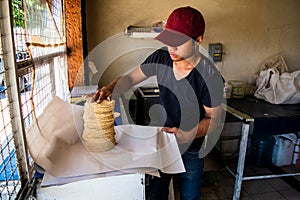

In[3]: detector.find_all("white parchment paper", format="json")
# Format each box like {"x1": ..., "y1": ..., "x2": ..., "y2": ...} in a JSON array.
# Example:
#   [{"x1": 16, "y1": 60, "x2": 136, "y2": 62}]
[{"x1": 26, "y1": 97, "x2": 185, "y2": 186}]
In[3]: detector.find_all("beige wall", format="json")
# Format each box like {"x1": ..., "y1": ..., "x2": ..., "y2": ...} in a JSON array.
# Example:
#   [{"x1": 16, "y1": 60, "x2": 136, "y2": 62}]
[{"x1": 86, "y1": 0, "x2": 300, "y2": 86}]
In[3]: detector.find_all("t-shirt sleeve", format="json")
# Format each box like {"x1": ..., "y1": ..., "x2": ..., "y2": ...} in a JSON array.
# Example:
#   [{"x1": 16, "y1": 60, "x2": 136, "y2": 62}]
[
  {"x1": 195, "y1": 59, "x2": 224, "y2": 108},
  {"x1": 202, "y1": 72, "x2": 224, "y2": 108},
  {"x1": 140, "y1": 48, "x2": 167, "y2": 77}
]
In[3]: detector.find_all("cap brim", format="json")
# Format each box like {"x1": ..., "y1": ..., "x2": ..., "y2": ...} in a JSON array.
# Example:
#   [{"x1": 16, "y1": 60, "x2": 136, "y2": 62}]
[{"x1": 154, "y1": 29, "x2": 190, "y2": 47}]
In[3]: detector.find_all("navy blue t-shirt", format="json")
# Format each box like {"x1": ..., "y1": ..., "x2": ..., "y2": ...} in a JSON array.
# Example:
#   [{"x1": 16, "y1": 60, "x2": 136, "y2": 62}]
[{"x1": 140, "y1": 47, "x2": 224, "y2": 150}]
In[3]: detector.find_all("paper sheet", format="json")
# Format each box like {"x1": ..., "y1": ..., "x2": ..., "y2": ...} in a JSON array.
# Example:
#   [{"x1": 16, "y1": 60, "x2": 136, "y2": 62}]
[{"x1": 26, "y1": 97, "x2": 185, "y2": 185}]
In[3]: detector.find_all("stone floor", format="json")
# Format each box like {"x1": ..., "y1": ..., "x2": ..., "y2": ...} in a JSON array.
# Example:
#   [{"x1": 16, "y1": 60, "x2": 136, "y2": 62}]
[
  {"x1": 172, "y1": 150, "x2": 300, "y2": 200},
  {"x1": 200, "y1": 168, "x2": 300, "y2": 200}
]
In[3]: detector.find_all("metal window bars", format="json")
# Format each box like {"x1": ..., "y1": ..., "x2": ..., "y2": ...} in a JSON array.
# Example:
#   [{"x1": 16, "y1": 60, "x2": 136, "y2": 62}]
[{"x1": 0, "y1": 0, "x2": 68, "y2": 199}]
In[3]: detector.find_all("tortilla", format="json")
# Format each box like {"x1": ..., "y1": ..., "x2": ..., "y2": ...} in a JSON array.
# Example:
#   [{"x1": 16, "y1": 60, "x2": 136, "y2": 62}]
[{"x1": 82, "y1": 100, "x2": 116, "y2": 152}]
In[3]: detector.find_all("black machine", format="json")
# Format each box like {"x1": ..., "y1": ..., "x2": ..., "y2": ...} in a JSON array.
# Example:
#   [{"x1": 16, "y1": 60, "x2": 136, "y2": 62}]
[{"x1": 134, "y1": 86, "x2": 160, "y2": 126}]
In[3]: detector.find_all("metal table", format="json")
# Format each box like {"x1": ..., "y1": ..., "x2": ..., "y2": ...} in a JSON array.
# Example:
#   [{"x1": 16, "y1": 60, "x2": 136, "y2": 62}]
[{"x1": 223, "y1": 96, "x2": 300, "y2": 200}]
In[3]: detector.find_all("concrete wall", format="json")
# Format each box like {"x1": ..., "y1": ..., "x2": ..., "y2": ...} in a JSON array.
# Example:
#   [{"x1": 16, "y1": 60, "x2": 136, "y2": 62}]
[{"x1": 86, "y1": 0, "x2": 300, "y2": 86}]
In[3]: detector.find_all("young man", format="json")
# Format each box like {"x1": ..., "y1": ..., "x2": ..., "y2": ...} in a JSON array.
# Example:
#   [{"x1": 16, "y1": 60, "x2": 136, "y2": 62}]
[{"x1": 92, "y1": 6, "x2": 224, "y2": 200}]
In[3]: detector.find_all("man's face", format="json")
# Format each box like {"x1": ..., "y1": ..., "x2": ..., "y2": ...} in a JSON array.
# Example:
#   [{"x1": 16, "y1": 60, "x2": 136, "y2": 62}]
[{"x1": 167, "y1": 39, "x2": 197, "y2": 61}]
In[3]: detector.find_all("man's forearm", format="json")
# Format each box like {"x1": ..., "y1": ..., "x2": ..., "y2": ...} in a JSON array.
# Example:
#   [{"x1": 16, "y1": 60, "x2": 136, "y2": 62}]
[
  {"x1": 196, "y1": 116, "x2": 220, "y2": 138},
  {"x1": 196, "y1": 104, "x2": 223, "y2": 138},
  {"x1": 103, "y1": 75, "x2": 133, "y2": 96},
  {"x1": 94, "y1": 67, "x2": 147, "y2": 103}
]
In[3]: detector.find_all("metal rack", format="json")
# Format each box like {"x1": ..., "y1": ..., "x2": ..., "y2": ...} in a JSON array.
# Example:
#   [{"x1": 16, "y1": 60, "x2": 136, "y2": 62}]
[{"x1": 223, "y1": 99, "x2": 300, "y2": 200}]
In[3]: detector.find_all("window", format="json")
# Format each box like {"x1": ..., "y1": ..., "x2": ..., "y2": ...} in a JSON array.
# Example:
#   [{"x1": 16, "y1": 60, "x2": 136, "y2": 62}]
[{"x1": 0, "y1": 0, "x2": 68, "y2": 198}]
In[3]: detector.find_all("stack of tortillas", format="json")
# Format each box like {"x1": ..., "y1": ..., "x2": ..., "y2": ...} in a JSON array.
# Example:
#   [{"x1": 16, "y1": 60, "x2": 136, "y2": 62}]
[{"x1": 83, "y1": 99, "x2": 116, "y2": 152}]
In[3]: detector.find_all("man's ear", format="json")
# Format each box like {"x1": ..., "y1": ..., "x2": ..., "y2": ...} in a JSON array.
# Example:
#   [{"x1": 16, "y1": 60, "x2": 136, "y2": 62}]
[{"x1": 196, "y1": 35, "x2": 204, "y2": 45}]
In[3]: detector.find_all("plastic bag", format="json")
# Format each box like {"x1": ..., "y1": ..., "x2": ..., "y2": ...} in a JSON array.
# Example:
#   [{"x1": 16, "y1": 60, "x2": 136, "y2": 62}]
[{"x1": 272, "y1": 133, "x2": 297, "y2": 166}]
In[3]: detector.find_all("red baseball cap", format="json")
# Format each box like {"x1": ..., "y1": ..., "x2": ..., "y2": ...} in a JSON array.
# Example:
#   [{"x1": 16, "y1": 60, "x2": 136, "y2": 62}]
[{"x1": 155, "y1": 6, "x2": 205, "y2": 47}]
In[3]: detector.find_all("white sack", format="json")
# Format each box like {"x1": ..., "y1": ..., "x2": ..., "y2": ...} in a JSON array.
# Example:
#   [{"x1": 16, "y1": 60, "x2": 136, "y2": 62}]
[{"x1": 254, "y1": 68, "x2": 300, "y2": 104}]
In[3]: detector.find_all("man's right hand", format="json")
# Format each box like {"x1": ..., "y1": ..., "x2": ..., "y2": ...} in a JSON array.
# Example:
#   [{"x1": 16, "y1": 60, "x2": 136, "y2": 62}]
[
  {"x1": 91, "y1": 86, "x2": 112, "y2": 103},
  {"x1": 82, "y1": 86, "x2": 112, "y2": 103}
]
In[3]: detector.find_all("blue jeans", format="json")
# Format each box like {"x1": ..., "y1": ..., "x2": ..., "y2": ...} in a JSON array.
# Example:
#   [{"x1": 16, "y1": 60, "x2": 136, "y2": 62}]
[{"x1": 149, "y1": 150, "x2": 204, "y2": 200}]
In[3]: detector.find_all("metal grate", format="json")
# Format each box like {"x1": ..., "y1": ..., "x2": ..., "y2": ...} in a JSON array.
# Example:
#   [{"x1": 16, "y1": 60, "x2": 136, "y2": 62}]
[
  {"x1": 0, "y1": 0, "x2": 22, "y2": 196},
  {"x1": 0, "y1": 79, "x2": 20, "y2": 198},
  {"x1": 0, "y1": 0, "x2": 68, "y2": 199}
]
